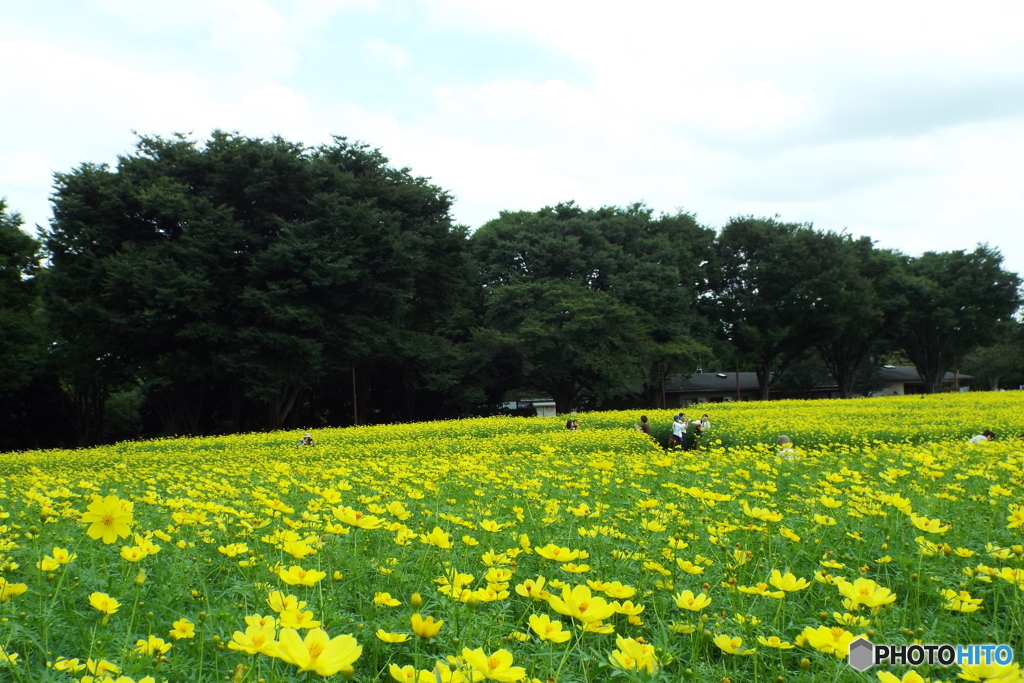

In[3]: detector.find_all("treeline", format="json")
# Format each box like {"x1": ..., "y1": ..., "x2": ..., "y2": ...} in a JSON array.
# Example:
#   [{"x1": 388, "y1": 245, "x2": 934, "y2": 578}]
[{"x1": 1, "y1": 132, "x2": 1022, "y2": 450}]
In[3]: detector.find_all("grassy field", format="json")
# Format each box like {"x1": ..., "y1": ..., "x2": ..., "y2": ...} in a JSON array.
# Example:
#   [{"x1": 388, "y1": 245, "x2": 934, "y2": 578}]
[{"x1": 1, "y1": 392, "x2": 1023, "y2": 682}]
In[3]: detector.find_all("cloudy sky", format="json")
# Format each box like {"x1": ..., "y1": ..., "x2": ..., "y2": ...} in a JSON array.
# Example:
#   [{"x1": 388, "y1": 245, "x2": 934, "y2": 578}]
[{"x1": 3, "y1": 0, "x2": 1024, "y2": 275}]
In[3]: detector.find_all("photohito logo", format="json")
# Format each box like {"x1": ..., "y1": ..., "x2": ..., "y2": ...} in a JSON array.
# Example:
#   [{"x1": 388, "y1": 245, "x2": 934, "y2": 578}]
[{"x1": 848, "y1": 637, "x2": 1015, "y2": 672}]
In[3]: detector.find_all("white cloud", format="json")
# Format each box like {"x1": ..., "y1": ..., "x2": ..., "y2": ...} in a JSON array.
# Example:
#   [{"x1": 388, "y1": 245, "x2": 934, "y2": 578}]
[
  {"x1": 365, "y1": 38, "x2": 410, "y2": 67},
  {"x1": 2, "y1": 0, "x2": 1023, "y2": 277}
]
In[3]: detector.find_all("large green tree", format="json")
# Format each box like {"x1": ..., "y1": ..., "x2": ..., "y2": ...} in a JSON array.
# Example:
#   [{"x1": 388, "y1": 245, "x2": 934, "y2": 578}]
[
  {"x1": 962, "y1": 319, "x2": 1024, "y2": 390},
  {"x1": 891, "y1": 246, "x2": 1021, "y2": 393},
  {"x1": 470, "y1": 203, "x2": 714, "y2": 409},
  {"x1": 477, "y1": 281, "x2": 653, "y2": 413},
  {"x1": 794, "y1": 235, "x2": 903, "y2": 398},
  {"x1": 43, "y1": 132, "x2": 471, "y2": 436},
  {"x1": 0, "y1": 200, "x2": 43, "y2": 390},
  {"x1": 708, "y1": 217, "x2": 822, "y2": 399}
]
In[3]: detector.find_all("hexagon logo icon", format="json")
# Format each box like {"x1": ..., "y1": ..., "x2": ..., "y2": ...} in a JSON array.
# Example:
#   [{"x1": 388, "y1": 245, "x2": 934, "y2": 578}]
[{"x1": 848, "y1": 637, "x2": 875, "y2": 672}]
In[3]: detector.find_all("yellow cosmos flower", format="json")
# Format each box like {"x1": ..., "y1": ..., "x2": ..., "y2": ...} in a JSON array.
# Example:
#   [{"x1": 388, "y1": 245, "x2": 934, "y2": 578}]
[
  {"x1": 535, "y1": 544, "x2": 581, "y2": 562},
  {"x1": 547, "y1": 584, "x2": 617, "y2": 623},
  {"x1": 877, "y1": 670, "x2": 926, "y2": 683},
  {"x1": 676, "y1": 559, "x2": 705, "y2": 574},
  {"x1": 133, "y1": 635, "x2": 172, "y2": 656},
  {"x1": 836, "y1": 578, "x2": 897, "y2": 610},
  {"x1": 267, "y1": 591, "x2": 306, "y2": 613},
  {"x1": 560, "y1": 563, "x2": 590, "y2": 574},
  {"x1": 741, "y1": 501, "x2": 783, "y2": 523},
  {"x1": 0, "y1": 578, "x2": 27, "y2": 602},
  {"x1": 229, "y1": 621, "x2": 277, "y2": 655},
  {"x1": 81, "y1": 495, "x2": 134, "y2": 544},
  {"x1": 814, "y1": 570, "x2": 839, "y2": 585},
  {"x1": 737, "y1": 583, "x2": 785, "y2": 599},
  {"x1": 600, "y1": 581, "x2": 636, "y2": 599},
  {"x1": 612, "y1": 600, "x2": 644, "y2": 616},
  {"x1": 119, "y1": 545, "x2": 148, "y2": 562},
  {"x1": 86, "y1": 658, "x2": 120, "y2": 675},
  {"x1": 910, "y1": 513, "x2": 951, "y2": 534},
  {"x1": 281, "y1": 541, "x2": 315, "y2": 559},
  {"x1": 385, "y1": 501, "x2": 411, "y2": 520},
  {"x1": 278, "y1": 566, "x2": 326, "y2": 586},
  {"x1": 218, "y1": 543, "x2": 248, "y2": 557},
  {"x1": 269, "y1": 627, "x2": 362, "y2": 677},
  {"x1": 245, "y1": 614, "x2": 277, "y2": 630},
  {"x1": 420, "y1": 526, "x2": 453, "y2": 549},
  {"x1": 37, "y1": 556, "x2": 60, "y2": 572},
  {"x1": 89, "y1": 592, "x2": 120, "y2": 615},
  {"x1": 958, "y1": 660, "x2": 1022, "y2": 682},
  {"x1": 769, "y1": 570, "x2": 809, "y2": 593},
  {"x1": 333, "y1": 506, "x2": 382, "y2": 530},
  {"x1": 833, "y1": 612, "x2": 870, "y2": 627},
  {"x1": 800, "y1": 625, "x2": 858, "y2": 658},
  {"x1": 373, "y1": 592, "x2": 401, "y2": 607},
  {"x1": 389, "y1": 663, "x2": 417, "y2": 682},
  {"x1": 278, "y1": 608, "x2": 320, "y2": 629},
  {"x1": 714, "y1": 635, "x2": 755, "y2": 655},
  {"x1": 52, "y1": 656, "x2": 86, "y2": 672},
  {"x1": 410, "y1": 613, "x2": 443, "y2": 639},
  {"x1": 609, "y1": 636, "x2": 658, "y2": 674},
  {"x1": 641, "y1": 519, "x2": 667, "y2": 532},
  {"x1": 462, "y1": 535, "x2": 480, "y2": 546},
  {"x1": 37, "y1": 547, "x2": 76, "y2": 571},
  {"x1": 941, "y1": 589, "x2": 983, "y2": 613},
  {"x1": 881, "y1": 493, "x2": 913, "y2": 515},
  {"x1": 461, "y1": 647, "x2": 527, "y2": 682},
  {"x1": 515, "y1": 576, "x2": 551, "y2": 601},
  {"x1": 758, "y1": 636, "x2": 794, "y2": 649},
  {"x1": 376, "y1": 630, "x2": 411, "y2": 643},
  {"x1": 169, "y1": 618, "x2": 195, "y2": 640},
  {"x1": 674, "y1": 590, "x2": 712, "y2": 611},
  {"x1": 528, "y1": 614, "x2": 571, "y2": 643}
]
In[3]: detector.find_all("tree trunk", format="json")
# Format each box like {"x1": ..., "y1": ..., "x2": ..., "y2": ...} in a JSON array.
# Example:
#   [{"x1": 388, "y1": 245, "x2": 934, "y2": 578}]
[
  {"x1": 266, "y1": 385, "x2": 301, "y2": 430},
  {"x1": 818, "y1": 340, "x2": 865, "y2": 400},
  {"x1": 58, "y1": 380, "x2": 107, "y2": 447},
  {"x1": 755, "y1": 364, "x2": 772, "y2": 400}
]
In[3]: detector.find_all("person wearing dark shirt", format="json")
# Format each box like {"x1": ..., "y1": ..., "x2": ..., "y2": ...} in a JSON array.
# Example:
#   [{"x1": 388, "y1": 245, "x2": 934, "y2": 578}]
[{"x1": 638, "y1": 415, "x2": 651, "y2": 436}]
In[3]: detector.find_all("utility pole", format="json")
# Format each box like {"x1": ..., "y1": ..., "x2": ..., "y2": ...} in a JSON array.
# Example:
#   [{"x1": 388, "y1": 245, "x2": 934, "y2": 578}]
[
  {"x1": 661, "y1": 361, "x2": 666, "y2": 409},
  {"x1": 351, "y1": 365, "x2": 358, "y2": 426},
  {"x1": 735, "y1": 358, "x2": 741, "y2": 402}
]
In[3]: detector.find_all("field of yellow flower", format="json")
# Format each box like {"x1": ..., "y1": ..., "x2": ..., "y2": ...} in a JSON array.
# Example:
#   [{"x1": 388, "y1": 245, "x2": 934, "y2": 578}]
[{"x1": 1, "y1": 392, "x2": 1023, "y2": 682}]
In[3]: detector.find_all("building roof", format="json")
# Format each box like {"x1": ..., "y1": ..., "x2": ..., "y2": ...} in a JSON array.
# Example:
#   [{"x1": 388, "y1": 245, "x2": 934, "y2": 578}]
[
  {"x1": 668, "y1": 366, "x2": 972, "y2": 394},
  {"x1": 875, "y1": 366, "x2": 971, "y2": 382},
  {"x1": 665, "y1": 372, "x2": 761, "y2": 392}
]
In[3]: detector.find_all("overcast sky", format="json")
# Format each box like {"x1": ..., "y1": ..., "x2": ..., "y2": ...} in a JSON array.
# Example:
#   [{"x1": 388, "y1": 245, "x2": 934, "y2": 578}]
[{"x1": 3, "y1": 0, "x2": 1023, "y2": 276}]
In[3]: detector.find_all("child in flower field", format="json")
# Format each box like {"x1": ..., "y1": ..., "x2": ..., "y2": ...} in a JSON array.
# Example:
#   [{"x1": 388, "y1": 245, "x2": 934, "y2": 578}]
[
  {"x1": 669, "y1": 414, "x2": 684, "y2": 448},
  {"x1": 636, "y1": 415, "x2": 651, "y2": 436},
  {"x1": 776, "y1": 434, "x2": 795, "y2": 458},
  {"x1": 968, "y1": 430, "x2": 995, "y2": 443}
]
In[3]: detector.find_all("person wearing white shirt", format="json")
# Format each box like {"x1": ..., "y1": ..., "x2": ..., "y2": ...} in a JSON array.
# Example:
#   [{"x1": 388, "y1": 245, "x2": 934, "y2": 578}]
[{"x1": 968, "y1": 430, "x2": 995, "y2": 443}]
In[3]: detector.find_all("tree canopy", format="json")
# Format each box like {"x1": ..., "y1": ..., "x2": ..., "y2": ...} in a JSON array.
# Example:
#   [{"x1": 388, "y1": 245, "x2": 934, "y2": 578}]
[{"x1": 1, "y1": 133, "x2": 1022, "y2": 450}]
